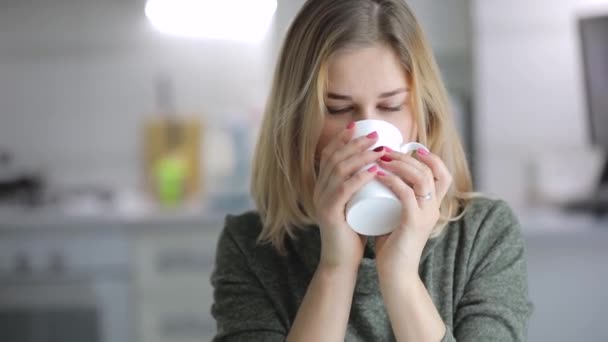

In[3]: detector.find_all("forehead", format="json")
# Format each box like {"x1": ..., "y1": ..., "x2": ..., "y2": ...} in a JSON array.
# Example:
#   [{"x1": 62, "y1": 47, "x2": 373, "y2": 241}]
[{"x1": 326, "y1": 44, "x2": 409, "y2": 94}]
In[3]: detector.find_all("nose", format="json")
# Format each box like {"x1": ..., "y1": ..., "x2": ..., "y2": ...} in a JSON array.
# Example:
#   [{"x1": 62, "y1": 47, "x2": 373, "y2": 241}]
[{"x1": 353, "y1": 106, "x2": 380, "y2": 122}]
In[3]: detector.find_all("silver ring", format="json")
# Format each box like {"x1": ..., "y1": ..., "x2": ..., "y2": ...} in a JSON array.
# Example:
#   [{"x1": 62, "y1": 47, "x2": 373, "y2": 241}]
[{"x1": 415, "y1": 192, "x2": 433, "y2": 201}]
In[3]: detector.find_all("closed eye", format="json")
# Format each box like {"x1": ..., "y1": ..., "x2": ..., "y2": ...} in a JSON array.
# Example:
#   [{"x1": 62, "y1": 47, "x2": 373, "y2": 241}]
[
  {"x1": 326, "y1": 104, "x2": 404, "y2": 115},
  {"x1": 326, "y1": 106, "x2": 353, "y2": 115},
  {"x1": 380, "y1": 105, "x2": 403, "y2": 112}
]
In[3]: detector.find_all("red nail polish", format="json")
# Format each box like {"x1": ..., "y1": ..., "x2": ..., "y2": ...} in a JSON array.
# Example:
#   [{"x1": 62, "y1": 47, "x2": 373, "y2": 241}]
[
  {"x1": 377, "y1": 170, "x2": 386, "y2": 176},
  {"x1": 380, "y1": 156, "x2": 392, "y2": 162},
  {"x1": 417, "y1": 148, "x2": 430, "y2": 156},
  {"x1": 366, "y1": 131, "x2": 378, "y2": 139},
  {"x1": 367, "y1": 165, "x2": 378, "y2": 173},
  {"x1": 373, "y1": 146, "x2": 384, "y2": 152},
  {"x1": 346, "y1": 121, "x2": 355, "y2": 129}
]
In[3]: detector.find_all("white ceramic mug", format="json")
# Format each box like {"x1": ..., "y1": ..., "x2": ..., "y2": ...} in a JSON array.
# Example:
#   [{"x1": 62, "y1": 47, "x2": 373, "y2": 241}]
[{"x1": 345, "y1": 119, "x2": 429, "y2": 236}]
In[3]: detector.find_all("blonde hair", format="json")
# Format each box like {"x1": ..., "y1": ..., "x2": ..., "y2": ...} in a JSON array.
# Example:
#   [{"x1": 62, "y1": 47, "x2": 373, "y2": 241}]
[{"x1": 252, "y1": 0, "x2": 478, "y2": 252}]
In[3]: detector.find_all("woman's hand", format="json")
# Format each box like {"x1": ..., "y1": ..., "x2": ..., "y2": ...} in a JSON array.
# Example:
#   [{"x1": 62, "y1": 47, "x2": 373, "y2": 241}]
[
  {"x1": 374, "y1": 148, "x2": 453, "y2": 277},
  {"x1": 313, "y1": 123, "x2": 385, "y2": 271}
]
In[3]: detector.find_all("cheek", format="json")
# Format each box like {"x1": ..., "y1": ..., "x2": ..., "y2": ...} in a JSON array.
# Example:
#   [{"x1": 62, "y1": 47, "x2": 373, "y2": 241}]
[{"x1": 391, "y1": 108, "x2": 417, "y2": 141}]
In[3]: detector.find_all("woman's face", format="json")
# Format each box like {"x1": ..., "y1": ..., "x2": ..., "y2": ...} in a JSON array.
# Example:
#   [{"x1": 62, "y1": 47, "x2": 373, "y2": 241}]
[{"x1": 317, "y1": 44, "x2": 417, "y2": 155}]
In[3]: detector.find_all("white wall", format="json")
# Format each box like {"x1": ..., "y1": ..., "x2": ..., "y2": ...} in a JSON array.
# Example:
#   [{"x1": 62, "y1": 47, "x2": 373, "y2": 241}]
[
  {"x1": 0, "y1": 0, "x2": 472, "y2": 192},
  {"x1": 472, "y1": 0, "x2": 607, "y2": 210},
  {"x1": 0, "y1": 0, "x2": 270, "y2": 189}
]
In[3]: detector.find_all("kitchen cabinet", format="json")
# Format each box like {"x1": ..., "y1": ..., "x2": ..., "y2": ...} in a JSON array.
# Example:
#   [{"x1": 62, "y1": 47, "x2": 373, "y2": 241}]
[
  {"x1": 133, "y1": 228, "x2": 220, "y2": 342},
  {"x1": 0, "y1": 213, "x2": 223, "y2": 342}
]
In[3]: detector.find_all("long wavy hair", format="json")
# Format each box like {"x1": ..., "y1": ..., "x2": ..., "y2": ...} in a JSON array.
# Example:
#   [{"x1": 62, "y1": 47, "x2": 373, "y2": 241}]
[{"x1": 251, "y1": 0, "x2": 477, "y2": 252}]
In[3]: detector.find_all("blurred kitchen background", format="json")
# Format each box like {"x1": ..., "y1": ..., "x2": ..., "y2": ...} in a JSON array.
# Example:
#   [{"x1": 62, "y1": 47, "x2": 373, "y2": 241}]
[{"x1": 0, "y1": 0, "x2": 607, "y2": 341}]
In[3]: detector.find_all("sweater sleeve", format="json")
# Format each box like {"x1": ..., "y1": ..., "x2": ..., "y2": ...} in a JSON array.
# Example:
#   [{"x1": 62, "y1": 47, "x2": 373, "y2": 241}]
[
  {"x1": 441, "y1": 200, "x2": 533, "y2": 341},
  {"x1": 210, "y1": 216, "x2": 287, "y2": 341}
]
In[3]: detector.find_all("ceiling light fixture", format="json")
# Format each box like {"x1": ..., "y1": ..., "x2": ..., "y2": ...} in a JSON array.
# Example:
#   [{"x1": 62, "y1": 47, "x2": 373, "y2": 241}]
[{"x1": 145, "y1": 0, "x2": 277, "y2": 44}]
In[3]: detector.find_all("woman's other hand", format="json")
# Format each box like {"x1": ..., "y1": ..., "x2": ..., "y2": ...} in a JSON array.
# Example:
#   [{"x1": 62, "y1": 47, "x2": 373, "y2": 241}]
[{"x1": 374, "y1": 148, "x2": 453, "y2": 277}]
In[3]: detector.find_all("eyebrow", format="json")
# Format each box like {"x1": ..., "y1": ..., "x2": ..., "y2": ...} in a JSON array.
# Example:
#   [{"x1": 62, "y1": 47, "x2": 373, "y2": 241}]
[{"x1": 327, "y1": 88, "x2": 408, "y2": 100}]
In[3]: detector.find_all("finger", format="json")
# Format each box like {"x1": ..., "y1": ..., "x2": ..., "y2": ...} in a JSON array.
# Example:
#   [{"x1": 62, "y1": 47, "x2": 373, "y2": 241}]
[
  {"x1": 377, "y1": 158, "x2": 435, "y2": 204},
  {"x1": 386, "y1": 151, "x2": 434, "y2": 182},
  {"x1": 414, "y1": 149, "x2": 453, "y2": 200},
  {"x1": 319, "y1": 132, "x2": 380, "y2": 189},
  {"x1": 317, "y1": 123, "x2": 355, "y2": 190},
  {"x1": 326, "y1": 164, "x2": 379, "y2": 208},
  {"x1": 324, "y1": 147, "x2": 388, "y2": 190},
  {"x1": 375, "y1": 171, "x2": 418, "y2": 213},
  {"x1": 330, "y1": 131, "x2": 380, "y2": 168},
  {"x1": 318, "y1": 122, "x2": 355, "y2": 175}
]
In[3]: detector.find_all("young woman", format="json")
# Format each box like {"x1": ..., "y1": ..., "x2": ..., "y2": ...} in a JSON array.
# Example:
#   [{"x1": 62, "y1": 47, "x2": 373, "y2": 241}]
[{"x1": 211, "y1": 0, "x2": 533, "y2": 341}]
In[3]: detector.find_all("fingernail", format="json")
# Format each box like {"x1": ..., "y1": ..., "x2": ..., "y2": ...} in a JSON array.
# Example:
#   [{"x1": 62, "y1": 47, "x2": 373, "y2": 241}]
[
  {"x1": 367, "y1": 165, "x2": 378, "y2": 173},
  {"x1": 366, "y1": 131, "x2": 378, "y2": 139},
  {"x1": 373, "y1": 146, "x2": 384, "y2": 152},
  {"x1": 385, "y1": 147, "x2": 393, "y2": 153},
  {"x1": 417, "y1": 148, "x2": 430, "y2": 156},
  {"x1": 377, "y1": 170, "x2": 386, "y2": 177},
  {"x1": 380, "y1": 156, "x2": 392, "y2": 162},
  {"x1": 346, "y1": 121, "x2": 355, "y2": 129}
]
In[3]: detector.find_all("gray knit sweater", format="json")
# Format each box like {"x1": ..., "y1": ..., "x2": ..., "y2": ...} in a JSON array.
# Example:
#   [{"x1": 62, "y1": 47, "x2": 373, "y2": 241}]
[{"x1": 211, "y1": 197, "x2": 533, "y2": 341}]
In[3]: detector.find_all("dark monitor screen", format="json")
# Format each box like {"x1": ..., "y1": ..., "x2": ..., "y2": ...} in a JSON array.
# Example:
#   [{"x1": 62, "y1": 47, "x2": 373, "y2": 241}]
[{"x1": 579, "y1": 15, "x2": 608, "y2": 149}]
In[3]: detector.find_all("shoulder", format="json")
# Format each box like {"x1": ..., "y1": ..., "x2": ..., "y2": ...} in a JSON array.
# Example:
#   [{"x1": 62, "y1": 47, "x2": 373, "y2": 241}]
[
  {"x1": 460, "y1": 196, "x2": 518, "y2": 228},
  {"x1": 215, "y1": 211, "x2": 280, "y2": 263},
  {"x1": 216, "y1": 210, "x2": 263, "y2": 254},
  {"x1": 438, "y1": 197, "x2": 533, "y2": 334},
  {"x1": 454, "y1": 196, "x2": 525, "y2": 258},
  {"x1": 221, "y1": 211, "x2": 264, "y2": 244}
]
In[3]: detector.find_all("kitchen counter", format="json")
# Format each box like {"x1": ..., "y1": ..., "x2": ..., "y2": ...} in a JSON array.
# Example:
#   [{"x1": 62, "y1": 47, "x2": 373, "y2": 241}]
[
  {"x1": 517, "y1": 207, "x2": 608, "y2": 237},
  {"x1": 0, "y1": 208, "x2": 608, "y2": 238},
  {"x1": 0, "y1": 205, "x2": 605, "y2": 236},
  {"x1": 0, "y1": 207, "x2": 227, "y2": 233}
]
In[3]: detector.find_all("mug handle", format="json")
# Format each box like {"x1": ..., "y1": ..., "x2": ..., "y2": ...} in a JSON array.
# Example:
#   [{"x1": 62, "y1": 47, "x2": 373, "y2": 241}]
[{"x1": 400, "y1": 142, "x2": 429, "y2": 154}]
